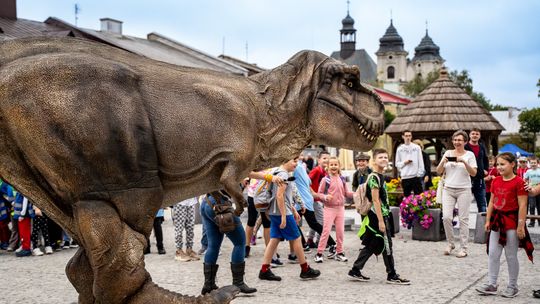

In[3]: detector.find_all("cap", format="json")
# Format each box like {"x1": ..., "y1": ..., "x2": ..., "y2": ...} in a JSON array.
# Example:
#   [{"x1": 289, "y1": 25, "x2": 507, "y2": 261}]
[
  {"x1": 355, "y1": 152, "x2": 370, "y2": 161},
  {"x1": 518, "y1": 156, "x2": 528, "y2": 162}
]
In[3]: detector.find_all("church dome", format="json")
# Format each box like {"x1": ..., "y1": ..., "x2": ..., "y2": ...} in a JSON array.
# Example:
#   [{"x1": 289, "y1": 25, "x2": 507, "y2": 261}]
[
  {"x1": 376, "y1": 20, "x2": 405, "y2": 54},
  {"x1": 412, "y1": 30, "x2": 443, "y2": 62},
  {"x1": 341, "y1": 13, "x2": 355, "y2": 30}
]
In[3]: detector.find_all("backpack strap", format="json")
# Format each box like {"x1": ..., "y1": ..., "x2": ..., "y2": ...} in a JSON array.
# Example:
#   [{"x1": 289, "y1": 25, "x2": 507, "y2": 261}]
[{"x1": 323, "y1": 176, "x2": 331, "y2": 195}]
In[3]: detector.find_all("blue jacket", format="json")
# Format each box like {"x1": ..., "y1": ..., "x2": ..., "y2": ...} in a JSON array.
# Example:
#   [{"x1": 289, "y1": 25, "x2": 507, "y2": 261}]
[
  {"x1": 12, "y1": 192, "x2": 34, "y2": 219},
  {"x1": 0, "y1": 181, "x2": 14, "y2": 221}
]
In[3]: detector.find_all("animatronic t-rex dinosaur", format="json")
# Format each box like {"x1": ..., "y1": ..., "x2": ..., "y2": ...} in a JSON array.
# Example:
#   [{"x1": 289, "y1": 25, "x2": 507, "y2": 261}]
[{"x1": 0, "y1": 37, "x2": 384, "y2": 303}]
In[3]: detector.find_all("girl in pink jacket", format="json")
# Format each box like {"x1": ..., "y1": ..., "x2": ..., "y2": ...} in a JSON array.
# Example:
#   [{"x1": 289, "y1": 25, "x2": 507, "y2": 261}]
[{"x1": 313, "y1": 157, "x2": 353, "y2": 263}]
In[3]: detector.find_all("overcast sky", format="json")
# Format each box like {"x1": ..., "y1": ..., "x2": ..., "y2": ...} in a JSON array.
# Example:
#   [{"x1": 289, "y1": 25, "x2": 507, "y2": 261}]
[{"x1": 18, "y1": 0, "x2": 540, "y2": 108}]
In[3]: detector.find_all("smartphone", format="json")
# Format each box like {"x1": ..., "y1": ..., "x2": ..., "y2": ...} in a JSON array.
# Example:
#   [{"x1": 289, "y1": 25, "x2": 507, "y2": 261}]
[{"x1": 446, "y1": 156, "x2": 457, "y2": 162}]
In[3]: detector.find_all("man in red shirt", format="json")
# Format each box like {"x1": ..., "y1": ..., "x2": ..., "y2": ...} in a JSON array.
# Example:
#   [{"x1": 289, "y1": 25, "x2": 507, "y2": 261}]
[{"x1": 465, "y1": 128, "x2": 489, "y2": 212}]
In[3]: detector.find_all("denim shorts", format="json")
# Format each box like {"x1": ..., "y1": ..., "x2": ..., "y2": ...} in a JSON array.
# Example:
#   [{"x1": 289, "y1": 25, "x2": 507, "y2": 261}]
[{"x1": 270, "y1": 214, "x2": 300, "y2": 241}]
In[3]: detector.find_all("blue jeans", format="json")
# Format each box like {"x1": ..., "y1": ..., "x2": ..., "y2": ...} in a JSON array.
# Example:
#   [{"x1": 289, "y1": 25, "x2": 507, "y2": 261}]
[
  {"x1": 200, "y1": 198, "x2": 245, "y2": 264},
  {"x1": 472, "y1": 179, "x2": 486, "y2": 213}
]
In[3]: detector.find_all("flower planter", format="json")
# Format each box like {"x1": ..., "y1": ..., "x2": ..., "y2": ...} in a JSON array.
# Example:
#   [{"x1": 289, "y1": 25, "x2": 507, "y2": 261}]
[{"x1": 412, "y1": 208, "x2": 445, "y2": 242}]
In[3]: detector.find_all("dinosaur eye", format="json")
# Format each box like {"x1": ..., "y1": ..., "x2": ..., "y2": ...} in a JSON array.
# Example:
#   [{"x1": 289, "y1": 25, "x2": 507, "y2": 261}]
[{"x1": 347, "y1": 82, "x2": 353, "y2": 88}]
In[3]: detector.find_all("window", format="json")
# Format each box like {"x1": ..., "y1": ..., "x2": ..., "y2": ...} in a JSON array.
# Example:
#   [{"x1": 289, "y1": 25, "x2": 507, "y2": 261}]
[{"x1": 387, "y1": 66, "x2": 395, "y2": 79}]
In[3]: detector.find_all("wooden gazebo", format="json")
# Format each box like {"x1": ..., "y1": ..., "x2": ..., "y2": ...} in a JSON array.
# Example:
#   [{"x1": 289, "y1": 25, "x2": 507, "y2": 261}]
[{"x1": 385, "y1": 68, "x2": 504, "y2": 172}]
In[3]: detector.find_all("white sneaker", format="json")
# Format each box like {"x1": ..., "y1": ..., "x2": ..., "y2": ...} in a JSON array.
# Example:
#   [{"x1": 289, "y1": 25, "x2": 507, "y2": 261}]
[
  {"x1": 335, "y1": 253, "x2": 348, "y2": 262},
  {"x1": 44, "y1": 246, "x2": 53, "y2": 254},
  {"x1": 32, "y1": 248, "x2": 44, "y2": 256},
  {"x1": 444, "y1": 244, "x2": 455, "y2": 255},
  {"x1": 15, "y1": 246, "x2": 23, "y2": 253},
  {"x1": 314, "y1": 253, "x2": 324, "y2": 263}
]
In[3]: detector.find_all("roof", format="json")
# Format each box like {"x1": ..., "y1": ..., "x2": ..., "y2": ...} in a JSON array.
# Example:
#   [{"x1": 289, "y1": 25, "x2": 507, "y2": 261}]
[
  {"x1": 330, "y1": 49, "x2": 377, "y2": 83},
  {"x1": 491, "y1": 108, "x2": 522, "y2": 135},
  {"x1": 45, "y1": 17, "x2": 248, "y2": 76},
  {"x1": 0, "y1": 17, "x2": 74, "y2": 40},
  {"x1": 376, "y1": 20, "x2": 406, "y2": 54},
  {"x1": 385, "y1": 68, "x2": 504, "y2": 136},
  {"x1": 364, "y1": 85, "x2": 411, "y2": 105},
  {"x1": 412, "y1": 30, "x2": 443, "y2": 62},
  {"x1": 341, "y1": 13, "x2": 355, "y2": 30},
  {"x1": 218, "y1": 54, "x2": 266, "y2": 75}
]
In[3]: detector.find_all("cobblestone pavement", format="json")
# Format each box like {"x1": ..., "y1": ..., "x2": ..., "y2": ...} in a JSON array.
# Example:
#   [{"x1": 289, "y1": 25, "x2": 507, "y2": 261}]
[{"x1": 1, "y1": 209, "x2": 539, "y2": 304}]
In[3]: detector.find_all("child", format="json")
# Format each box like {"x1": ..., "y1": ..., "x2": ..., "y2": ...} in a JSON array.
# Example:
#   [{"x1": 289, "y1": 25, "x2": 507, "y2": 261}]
[
  {"x1": 0, "y1": 180, "x2": 14, "y2": 250},
  {"x1": 476, "y1": 152, "x2": 533, "y2": 298},
  {"x1": 31, "y1": 207, "x2": 53, "y2": 255},
  {"x1": 313, "y1": 157, "x2": 352, "y2": 263},
  {"x1": 348, "y1": 149, "x2": 410, "y2": 285},
  {"x1": 259, "y1": 157, "x2": 320, "y2": 281},
  {"x1": 144, "y1": 208, "x2": 166, "y2": 255},
  {"x1": 172, "y1": 197, "x2": 200, "y2": 262},
  {"x1": 524, "y1": 156, "x2": 540, "y2": 227},
  {"x1": 484, "y1": 155, "x2": 499, "y2": 207},
  {"x1": 12, "y1": 192, "x2": 35, "y2": 257}
]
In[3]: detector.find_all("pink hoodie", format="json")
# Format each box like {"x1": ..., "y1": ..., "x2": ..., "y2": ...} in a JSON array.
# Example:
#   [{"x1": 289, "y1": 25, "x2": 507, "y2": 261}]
[{"x1": 316, "y1": 174, "x2": 353, "y2": 208}]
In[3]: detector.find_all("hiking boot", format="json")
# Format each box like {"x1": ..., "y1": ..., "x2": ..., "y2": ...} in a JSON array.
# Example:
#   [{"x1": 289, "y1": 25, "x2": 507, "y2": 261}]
[
  {"x1": 444, "y1": 243, "x2": 455, "y2": 255},
  {"x1": 32, "y1": 248, "x2": 44, "y2": 256},
  {"x1": 259, "y1": 268, "x2": 281, "y2": 281},
  {"x1": 175, "y1": 249, "x2": 191, "y2": 262},
  {"x1": 271, "y1": 258, "x2": 283, "y2": 267},
  {"x1": 44, "y1": 246, "x2": 54, "y2": 254},
  {"x1": 300, "y1": 266, "x2": 321, "y2": 280},
  {"x1": 16, "y1": 249, "x2": 32, "y2": 257},
  {"x1": 201, "y1": 264, "x2": 219, "y2": 295},
  {"x1": 335, "y1": 253, "x2": 348, "y2": 262},
  {"x1": 314, "y1": 253, "x2": 323, "y2": 263},
  {"x1": 475, "y1": 283, "x2": 498, "y2": 295},
  {"x1": 231, "y1": 262, "x2": 257, "y2": 294},
  {"x1": 186, "y1": 248, "x2": 200, "y2": 260},
  {"x1": 501, "y1": 287, "x2": 519, "y2": 298},
  {"x1": 387, "y1": 274, "x2": 411, "y2": 285},
  {"x1": 288, "y1": 254, "x2": 298, "y2": 264},
  {"x1": 348, "y1": 268, "x2": 370, "y2": 281}
]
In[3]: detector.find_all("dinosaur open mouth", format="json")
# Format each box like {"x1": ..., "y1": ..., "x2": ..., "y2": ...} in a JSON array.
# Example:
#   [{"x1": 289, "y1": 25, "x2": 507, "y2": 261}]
[{"x1": 318, "y1": 98, "x2": 381, "y2": 142}]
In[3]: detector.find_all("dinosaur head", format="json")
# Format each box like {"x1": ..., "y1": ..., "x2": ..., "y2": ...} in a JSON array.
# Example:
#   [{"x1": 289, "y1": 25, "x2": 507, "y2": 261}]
[{"x1": 309, "y1": 58, "x2": 385, "y2": 151}]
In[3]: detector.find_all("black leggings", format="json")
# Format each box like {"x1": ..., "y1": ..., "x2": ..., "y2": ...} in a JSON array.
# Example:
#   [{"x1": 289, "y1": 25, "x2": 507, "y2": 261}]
[
  {"x1": 302, "y1": 209, "x2": 335, "y2": 246},
  {"x1": 247, "y1": 196, "x2": 271, "y2": 228}
]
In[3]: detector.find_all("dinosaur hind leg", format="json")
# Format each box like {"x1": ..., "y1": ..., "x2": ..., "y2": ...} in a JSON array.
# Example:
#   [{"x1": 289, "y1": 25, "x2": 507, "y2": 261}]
[
  {"x1": 219, "y1": 163, "x2": 247, "y2": 216},
  {"x1": 66, "y1": 247, "x2": 95, "y2": 304}
]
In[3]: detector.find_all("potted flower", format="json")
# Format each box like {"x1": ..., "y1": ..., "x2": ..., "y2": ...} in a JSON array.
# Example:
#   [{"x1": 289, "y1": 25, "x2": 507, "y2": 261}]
[{"x1": 399, "y1": 190, "x2": 445, "y2": 241}]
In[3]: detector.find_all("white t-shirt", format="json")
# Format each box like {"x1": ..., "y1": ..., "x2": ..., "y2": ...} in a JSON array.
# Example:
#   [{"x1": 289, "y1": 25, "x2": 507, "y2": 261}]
[{"x1": 443, "y1": 150, "x2": 477, "y2": 188}]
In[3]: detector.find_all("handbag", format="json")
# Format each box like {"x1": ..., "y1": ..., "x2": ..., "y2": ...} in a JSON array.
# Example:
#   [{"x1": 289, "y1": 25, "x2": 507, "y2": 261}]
[
  {"x1": 436, "y1": 174, "x2": 445, "y2": 204},
  {"x1": 207, "y1": 193, "x2": 237, "y2": 234}
]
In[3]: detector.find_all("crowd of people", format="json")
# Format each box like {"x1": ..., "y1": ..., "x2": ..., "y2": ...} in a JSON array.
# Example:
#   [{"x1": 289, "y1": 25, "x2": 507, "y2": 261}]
[{"x1": 1, "y1": 127, "x2": 539, "y2": 299}]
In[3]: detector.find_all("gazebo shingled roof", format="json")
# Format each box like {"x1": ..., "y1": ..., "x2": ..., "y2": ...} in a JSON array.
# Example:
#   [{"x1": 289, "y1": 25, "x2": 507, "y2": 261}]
[
  {"x1": 385, "y1": 67, "x2": 504, "y2": 171},
  {"x1": 386, "y1": 68, "x2": 504, "y2": 135}
]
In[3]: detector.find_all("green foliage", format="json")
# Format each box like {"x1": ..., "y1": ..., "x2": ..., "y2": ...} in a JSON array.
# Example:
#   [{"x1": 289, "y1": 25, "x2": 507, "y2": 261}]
[
  {"x1": 518, "y1": 107, "x2": 540, "y2": 151},
  {"x1": 537, "y1": 78, "x2": 539, "y2": 97},
  {"x1": 402, "y1": 70, "x2": 440, "y2": 97},
  {"x1": 384, "y1": 110, "x2": 396, "y2": 128}
]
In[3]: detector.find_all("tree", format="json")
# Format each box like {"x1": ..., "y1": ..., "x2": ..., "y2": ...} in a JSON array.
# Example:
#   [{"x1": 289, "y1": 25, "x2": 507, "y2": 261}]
[
  {"x1": 537, "y1": 78, "x2": 539, "y2": 97},
  {"x1": 518, "y1": 107, "x2": 540, "y2": 152},
  {"x1": 402, "y1": 70, "x2": 439, "y2": 97},
  {"x1": 384, "y1": 110, "x2": 395, "y2": 128}
]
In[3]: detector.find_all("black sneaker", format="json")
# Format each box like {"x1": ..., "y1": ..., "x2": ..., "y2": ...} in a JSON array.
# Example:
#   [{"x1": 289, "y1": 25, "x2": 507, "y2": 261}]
[
  {"x1": 288, "y1": 254, "x2": 298, "y2": 264},
  {"x1": 348, "y1": 269, "x2": 370, "y2": 282},
  {"x1": 62, "y1": 241, "x2": 71, "y2": 249},
  {"x1": 387, "y1": 275, "x2": 411, "y2": 285},
  {"x1": 303, "y1": 244, "x2": 312, "y2": 254},
  {"x1": 158, "y1": 248, "x2": 166, "y2": 255},
  {"x1": 259, "y1": 269, "x2": 282, "y2": 281},
  {"x1": 329, "y1": 244, "x2": 336, "y2": 254},
  {"x1": 300, "y1": 266, "x2": 321, "y2": 280},
  {"x1": 271, "y1": 258, "x2": 284, "y2": 267},
  {"x1": 245, "y1": 246, "x2": 251, "y2": 258}
]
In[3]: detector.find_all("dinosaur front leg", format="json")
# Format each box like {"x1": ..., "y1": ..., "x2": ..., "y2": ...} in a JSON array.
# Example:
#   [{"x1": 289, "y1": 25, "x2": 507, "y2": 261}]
[
  {"x1": 66, "y1": 247, "x2": 95, "y2": 304},
  {"x1": 219, "y1": 163, "x2": 246, "y2": 216}
]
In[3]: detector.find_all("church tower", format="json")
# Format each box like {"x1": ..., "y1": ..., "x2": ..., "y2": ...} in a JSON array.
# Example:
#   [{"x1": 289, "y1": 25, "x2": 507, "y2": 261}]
[
  {"x1": 407, "y1": 28, "x2": 444, "y2": 80},
  {"x1": 376, "y1": 19, "x2": 408, "y2": 92},
  {"x1": 339, "y1": 11, "x2": 356, "y2": 59}
]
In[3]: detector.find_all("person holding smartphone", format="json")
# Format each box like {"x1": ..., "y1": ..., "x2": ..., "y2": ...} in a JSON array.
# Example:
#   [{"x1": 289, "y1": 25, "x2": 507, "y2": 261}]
[{"x1": 437, "y1": 130, "x2": 477, "y2": 258}]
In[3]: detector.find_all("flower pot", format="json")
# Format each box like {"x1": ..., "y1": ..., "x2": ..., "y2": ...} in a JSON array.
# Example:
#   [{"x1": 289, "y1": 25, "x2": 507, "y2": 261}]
[{"x1": 412, "y1": 208, "x2": 446, "y2": 242}]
